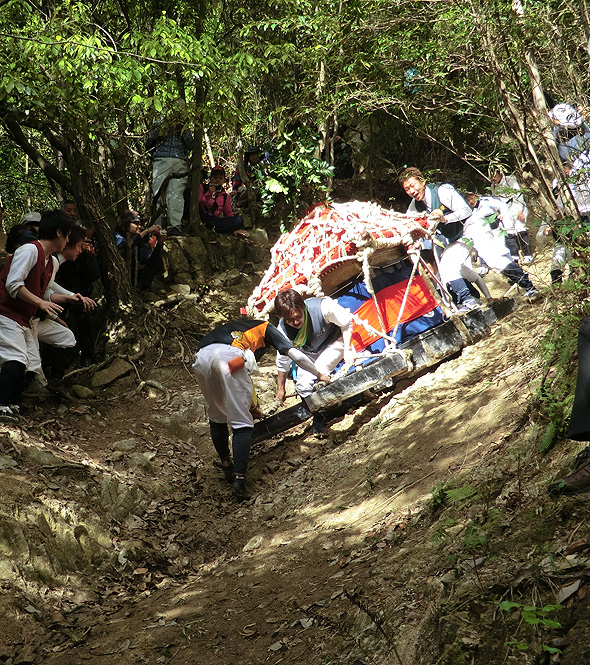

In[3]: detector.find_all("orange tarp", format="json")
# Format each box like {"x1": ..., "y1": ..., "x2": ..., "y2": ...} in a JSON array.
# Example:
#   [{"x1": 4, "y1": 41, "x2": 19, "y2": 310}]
[{"x1": 351, "y1": 276, "x2": 439, "y2": 350}]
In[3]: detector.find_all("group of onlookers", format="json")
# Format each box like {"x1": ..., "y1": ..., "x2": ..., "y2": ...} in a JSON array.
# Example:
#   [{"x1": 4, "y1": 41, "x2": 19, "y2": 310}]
[
  {"x1": 146, "y1": 112, "x2": 261, "y2": 238},
  {"x1": 0, "y1": 206, "x2": 98, "y2": 423}
]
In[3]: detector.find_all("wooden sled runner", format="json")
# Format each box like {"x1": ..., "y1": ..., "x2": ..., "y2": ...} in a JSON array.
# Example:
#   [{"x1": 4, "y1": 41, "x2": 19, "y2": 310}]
[
  {"x1": 247, "y1": 201, "x2": 519, "y2": 444},
  {"x1": 253, "y1": 298, "x2": 517, "y2": 443}
]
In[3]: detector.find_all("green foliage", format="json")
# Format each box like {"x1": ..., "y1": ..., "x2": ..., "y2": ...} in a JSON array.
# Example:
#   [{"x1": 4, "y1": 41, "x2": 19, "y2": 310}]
[
  {"x1": 500, "y1": 601, "x2": 563, "y2": 655},
  {"x1": 429, "y1": 483, "x2": 479, "y2": 511},
  {"x1": 259, "y1": 127, "x2": 333, "y2": 228}
]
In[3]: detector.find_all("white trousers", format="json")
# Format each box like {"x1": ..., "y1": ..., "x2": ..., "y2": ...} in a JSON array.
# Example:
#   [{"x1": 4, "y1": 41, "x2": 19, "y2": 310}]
[
  {"x1": 152, "y1": 157, "x2": 188, "y2": 231},
  {"x1": 294, "y1": 338, "x2": 344, "y2": 398},
  {"x1": 0, "y1": 315, "x2": 41, "y2": 372},
  {"x1": 438, "y1": 241, "x2": 471, "y2": 284},
  {"x1": 35, "y1": 319, "x2": 76, "y2": 349},
  {"x1": 192, "y1": 344, "x2": 254, "y2": 430},
  {"x1": 463, "y1": 219, "x2": 513, "y2": 272}
]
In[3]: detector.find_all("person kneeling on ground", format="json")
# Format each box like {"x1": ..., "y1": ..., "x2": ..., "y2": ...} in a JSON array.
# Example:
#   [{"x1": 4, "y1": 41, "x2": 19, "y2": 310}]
[
  {"x1": 199, "y1": 166, "x2": 248, "y2": 238},
  {"x1": 274, "y1": 289, "x2": 355, "y2": 438},
  {"x1": 0, "y1": 210, "x2": 74, "y2": 423},
  {"x1": 192, "y1": 319, "x2": 331, "y2": 500}
]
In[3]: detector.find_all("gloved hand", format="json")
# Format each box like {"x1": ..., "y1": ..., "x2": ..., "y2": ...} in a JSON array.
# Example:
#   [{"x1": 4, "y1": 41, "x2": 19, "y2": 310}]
[{"x1": 243, "y1": 349, "x2": 260, "y2": 375}]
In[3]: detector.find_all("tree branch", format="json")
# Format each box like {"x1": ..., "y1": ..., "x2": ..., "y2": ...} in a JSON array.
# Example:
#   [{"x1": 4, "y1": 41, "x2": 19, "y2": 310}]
[{"x1": 2, "y1": 114, "x2": 72, "y2": 192}]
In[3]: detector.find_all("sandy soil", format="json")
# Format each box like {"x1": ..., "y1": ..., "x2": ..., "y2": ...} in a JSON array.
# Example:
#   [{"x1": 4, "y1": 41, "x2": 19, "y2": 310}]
[{"x1": 1, "y1": 246, "x2": 589, "y2": 665}]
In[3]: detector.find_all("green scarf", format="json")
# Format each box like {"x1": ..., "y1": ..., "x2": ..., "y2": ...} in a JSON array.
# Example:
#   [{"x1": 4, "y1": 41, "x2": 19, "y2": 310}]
[{"x1": 293, "y1": 305, "x2": 309, "y2": 348}]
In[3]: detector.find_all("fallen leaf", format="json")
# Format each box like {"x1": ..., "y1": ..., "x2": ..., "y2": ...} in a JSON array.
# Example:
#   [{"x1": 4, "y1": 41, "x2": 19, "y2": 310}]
[
  {"x1": 558, "y1": 579, "x2": 582, "y2": 604},
  {"x1": 239, "y1": 623, "x2": 257, "y2": 637}
]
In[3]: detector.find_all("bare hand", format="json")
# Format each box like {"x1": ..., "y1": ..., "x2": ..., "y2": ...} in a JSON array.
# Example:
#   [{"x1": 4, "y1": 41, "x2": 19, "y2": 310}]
[
  {"x1": 38, "y1": 300, "x2": 63, "y2": 319},
  {"x1": 343, "y1": 351, "x2": 356, "y2": 366},
  {"x1": 276, "y1": 388, "x2": 286, "y2": 405},
  {"x1": 317, "y1": 373, "x2": 331, "y2": 384},
  {"x1": 70, "y1": 294, "x2": 97, "y2": 311}
]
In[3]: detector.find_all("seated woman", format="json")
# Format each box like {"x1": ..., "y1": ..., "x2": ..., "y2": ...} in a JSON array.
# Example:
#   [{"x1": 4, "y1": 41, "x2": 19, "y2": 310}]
[
  {"x1": 114, "y1": 210, "x2": 165, "y2": 290},
  {"x1": 199, "y1": 166, "x2": 248, "y2": 237}
]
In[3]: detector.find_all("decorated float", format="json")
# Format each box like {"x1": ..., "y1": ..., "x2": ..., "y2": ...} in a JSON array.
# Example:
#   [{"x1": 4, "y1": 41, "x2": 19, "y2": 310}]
[{"x1": 247, "y1": 202, "x2": 517, "y2": 442}]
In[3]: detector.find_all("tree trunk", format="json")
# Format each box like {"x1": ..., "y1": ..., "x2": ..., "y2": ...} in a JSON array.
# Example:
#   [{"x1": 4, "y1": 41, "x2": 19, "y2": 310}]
[{"x1": 190, "y1": 82, "x2": 205, "y2": 234}]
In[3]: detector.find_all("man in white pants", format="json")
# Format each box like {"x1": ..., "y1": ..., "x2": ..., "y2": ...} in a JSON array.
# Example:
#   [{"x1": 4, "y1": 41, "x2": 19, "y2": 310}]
[
  {"x1": 490, "y1": 168, "x2": 533, "y2": 265},
  {"x1": 193, "y1": 319, "x2": 330, "y2": 499},
  {"x1": 463, "y1": 192, "x2": 539, "y2": 299},
  {"x1": 0, "y1": 210, "x2": 74, "y2": 422},
  {"x1": 400, "y1": 167, "x2": 483, "y2": 311}
]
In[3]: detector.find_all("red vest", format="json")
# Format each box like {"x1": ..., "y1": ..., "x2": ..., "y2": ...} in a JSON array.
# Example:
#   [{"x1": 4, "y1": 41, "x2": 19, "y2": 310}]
[{"x1": 0, "y1": 241, "x2": 54, "y2": 328}]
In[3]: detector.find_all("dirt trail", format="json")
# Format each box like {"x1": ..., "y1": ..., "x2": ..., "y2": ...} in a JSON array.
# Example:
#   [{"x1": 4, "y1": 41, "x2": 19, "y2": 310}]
[{"x1": 4, "y1": 249, "x2": 588, "y2": 665}]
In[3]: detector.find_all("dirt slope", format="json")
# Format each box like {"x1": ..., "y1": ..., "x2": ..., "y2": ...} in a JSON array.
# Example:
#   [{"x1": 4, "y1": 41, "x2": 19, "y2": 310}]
[{"x1": 2, "y1": 253, "x2": 590, "y2": 665}]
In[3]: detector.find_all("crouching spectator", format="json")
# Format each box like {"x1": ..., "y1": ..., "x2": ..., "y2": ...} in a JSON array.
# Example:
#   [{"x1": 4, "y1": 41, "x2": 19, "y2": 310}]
[
  {"x1": 0, "y1": 210, "x2": 74, "y2": 422},
  {"x1": 114, "y1": 210, "x2": 165, "y2": 291},
  {"x1": 199, "y1": 166, "x2": 248, "y2": 237},
  {"x1": 38, "y1": 226, "x2": 97, "y2": 385}
]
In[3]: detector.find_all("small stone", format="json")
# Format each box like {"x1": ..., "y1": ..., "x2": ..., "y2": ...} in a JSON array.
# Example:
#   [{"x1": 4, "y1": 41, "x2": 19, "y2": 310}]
[
  {"x1": 91, "y1": 359, "x2": 133, "y2": 388},
  {"x1": 73, "y1": 385, "x2": 95, "y2": 399},
  {"x1": 25, "y1": 448, "x2": 64, "y2": 467},
  {"x1": 111, "y1": 438, "x2": 138, "y2": 453},
  {"x1": 0, "y1": 455, "x2": 18, "y2": 469},
  {"x1": 14, "y1": 647, "x2": 36, "y2": 664},
  {"x1": 127, "y1": 452, "x2": 155, "y2": 471},
  {"x1": 170, "y1": 284, "x2": 191, "y2": 295},
  {"x1": 243, "y1": 535, "x2": 263, "y2": 552}
]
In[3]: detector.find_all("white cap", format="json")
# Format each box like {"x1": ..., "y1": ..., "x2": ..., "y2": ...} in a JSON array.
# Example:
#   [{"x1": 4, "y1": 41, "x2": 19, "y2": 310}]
[{"x1": 21, "y1": 211, "x2": 42, "y2": 223}]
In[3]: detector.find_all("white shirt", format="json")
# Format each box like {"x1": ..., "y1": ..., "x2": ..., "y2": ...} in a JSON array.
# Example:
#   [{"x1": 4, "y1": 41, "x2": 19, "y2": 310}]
[
  {"x1": 406, "y1": 183, "x2": 472, "y2": 223},
  {"x1": 276, "y1": 297, "x2": 352, "y2": 373},
  {"x1": 5, "y1": 243, "x2": 73, "y2": 301},
  {"x1": 471, "y1": 196, "x2": 512, "y2": 223},
  {"x1": 490, "y1": 174, "x2": 527, "y2": 221}
]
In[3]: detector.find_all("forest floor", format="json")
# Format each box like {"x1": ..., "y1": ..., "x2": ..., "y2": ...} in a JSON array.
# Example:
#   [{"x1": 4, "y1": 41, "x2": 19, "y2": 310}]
[{"x1": 1, "y1": 246, "x2": 590, "y2": 665}]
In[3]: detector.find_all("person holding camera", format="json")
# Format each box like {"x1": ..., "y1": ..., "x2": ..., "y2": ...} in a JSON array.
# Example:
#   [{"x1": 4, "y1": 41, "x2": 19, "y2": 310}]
[
  {"x1": 199, "y1": 166, "x2": 248, "y2": 237},
  {"x1": 114, "y1": 209, "x2": 166, "y2": 290}
]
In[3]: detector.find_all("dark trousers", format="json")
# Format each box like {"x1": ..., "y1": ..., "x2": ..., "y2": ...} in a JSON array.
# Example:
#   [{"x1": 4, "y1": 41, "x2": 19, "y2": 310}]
[
  {"x1": 505, "y1": 232, "x2": 532, "y2": 260},
  {"x1": 200, "y1": 210, "x2": 245, "y2": 234},
  {"x1": 0, "y1": 360, "x2": 26, "y2": 406},
  {"x1": 568, "y1": 317, "x2": 590, "y2": 440},
  {"x1": 209, "y1": 421, "x2": 253, "y2": 476}
]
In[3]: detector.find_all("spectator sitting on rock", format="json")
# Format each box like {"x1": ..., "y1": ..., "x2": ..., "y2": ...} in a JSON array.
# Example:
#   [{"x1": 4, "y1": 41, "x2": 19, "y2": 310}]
[
  {"x1": 114, "y1": 210, "x2": 166, "y2": 291},
  {"x1": 199, "y1": 166, "x2": 248, "y2": 238}
]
